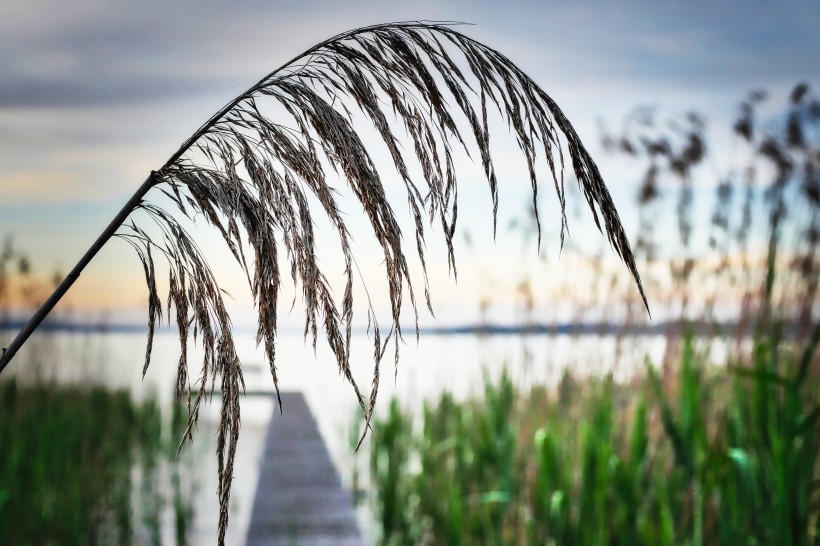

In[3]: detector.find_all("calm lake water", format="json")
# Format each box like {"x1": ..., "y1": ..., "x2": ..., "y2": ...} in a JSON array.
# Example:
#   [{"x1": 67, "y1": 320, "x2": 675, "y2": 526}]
[{"x1": 2, "y1": 328, "x2": 683, "y2": 544}]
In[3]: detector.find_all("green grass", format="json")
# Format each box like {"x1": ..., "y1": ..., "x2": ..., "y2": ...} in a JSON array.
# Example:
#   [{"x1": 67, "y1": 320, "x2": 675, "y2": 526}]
[
  {"x1": 356, "y1": 328, "x2": 820, "y2": 545},
  {"x1": 0, "y1": 380, "x2": 197, "y2": 546}
]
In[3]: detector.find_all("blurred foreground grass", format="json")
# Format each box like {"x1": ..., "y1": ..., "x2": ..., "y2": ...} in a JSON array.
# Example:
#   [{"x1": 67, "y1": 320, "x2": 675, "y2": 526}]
[
  {"x1": 0, "y1": 381, "x2": 196, "y2": 546},
  {"x1": 356, "y1": 328, "x2": 820, "y2": 545}
]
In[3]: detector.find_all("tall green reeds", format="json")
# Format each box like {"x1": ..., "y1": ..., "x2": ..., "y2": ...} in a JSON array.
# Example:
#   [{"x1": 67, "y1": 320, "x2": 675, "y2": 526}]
[
  {"x1": 0, "y1": 381, "x2": 196, "y2": 545},
  {"x1": 356, "y1": 330, "x2": 819, "y2": 544}
]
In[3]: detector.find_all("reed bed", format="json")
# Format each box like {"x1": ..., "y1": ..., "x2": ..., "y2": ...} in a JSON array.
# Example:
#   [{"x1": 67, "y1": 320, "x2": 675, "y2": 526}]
[
  {"x1": 0, "y1": 381, "x2": 196, "y2": 546},
  {"x1": 355, "y1": 329, "x2": 819, "y2": 545}
]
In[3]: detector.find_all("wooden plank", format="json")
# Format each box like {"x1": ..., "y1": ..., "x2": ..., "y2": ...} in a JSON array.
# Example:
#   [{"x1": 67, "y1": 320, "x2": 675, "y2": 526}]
[{"x1": 246, "y1": 391, "x2": 366, "y2": 546}]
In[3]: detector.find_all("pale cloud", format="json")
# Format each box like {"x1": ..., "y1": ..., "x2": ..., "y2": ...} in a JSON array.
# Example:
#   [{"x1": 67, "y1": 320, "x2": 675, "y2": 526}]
[{"x1": 1, "y1": 171, "x2": 92, "y2": 205}]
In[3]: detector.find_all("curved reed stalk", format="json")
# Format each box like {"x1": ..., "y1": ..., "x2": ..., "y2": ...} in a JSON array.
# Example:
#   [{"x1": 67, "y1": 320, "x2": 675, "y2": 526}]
[{"x1": 0, "y1": 21, "x2": 647, "y2": 543}]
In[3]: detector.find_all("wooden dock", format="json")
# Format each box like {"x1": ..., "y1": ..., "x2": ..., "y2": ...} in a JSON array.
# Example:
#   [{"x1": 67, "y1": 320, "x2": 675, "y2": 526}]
[{"x1": 246, "y1": 391, "x2": 366, "y2": 546}]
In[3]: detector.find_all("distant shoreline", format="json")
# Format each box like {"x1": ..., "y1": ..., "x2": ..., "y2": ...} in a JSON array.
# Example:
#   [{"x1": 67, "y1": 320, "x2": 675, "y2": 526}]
[{"x1": 0, "y1": 319, "x2": 801, "y2": 338}]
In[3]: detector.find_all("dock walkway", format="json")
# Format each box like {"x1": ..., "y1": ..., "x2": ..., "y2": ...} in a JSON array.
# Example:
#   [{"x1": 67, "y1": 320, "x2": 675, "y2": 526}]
[{"x1": 246, "y1": 391, "x2": 366, "y2": 546}]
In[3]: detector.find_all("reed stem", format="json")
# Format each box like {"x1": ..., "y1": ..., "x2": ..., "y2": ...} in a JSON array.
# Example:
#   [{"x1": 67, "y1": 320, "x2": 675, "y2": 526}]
[{"x1": 0, "y1": 173, "x2": 157, "y2": 374}]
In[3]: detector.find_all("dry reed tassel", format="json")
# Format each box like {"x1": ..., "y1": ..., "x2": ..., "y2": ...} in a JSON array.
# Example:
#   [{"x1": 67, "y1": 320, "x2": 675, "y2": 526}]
[{"x1": 0, "y1": 21, "x2": 648, "y2": 544}]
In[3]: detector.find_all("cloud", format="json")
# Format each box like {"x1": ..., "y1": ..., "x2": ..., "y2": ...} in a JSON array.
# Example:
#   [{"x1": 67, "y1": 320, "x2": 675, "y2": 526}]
[
  {"x1": 0, "y1": 1, "x2": 384, "y2": 109},
  {"x1": 2, "y1": 1, "x2": 817, "y2": 113},
  {"x1": 0, "y1": 73, "x2": 233, "y2": 109},
  {"x1": 0, "y1": 171, "x2": 103, "y2": 205}
]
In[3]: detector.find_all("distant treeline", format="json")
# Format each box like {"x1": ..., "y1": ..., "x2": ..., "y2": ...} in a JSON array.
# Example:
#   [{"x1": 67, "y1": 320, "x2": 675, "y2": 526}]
[{"x1": 0, "y1": 317, "x2": 807, "y2": 338}]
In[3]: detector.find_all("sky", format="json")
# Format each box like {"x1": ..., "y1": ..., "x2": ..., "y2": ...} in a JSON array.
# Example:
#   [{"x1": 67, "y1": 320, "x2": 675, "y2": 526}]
[{"x1": 1, "y1": 0, "x2": 818, "y2": 328}]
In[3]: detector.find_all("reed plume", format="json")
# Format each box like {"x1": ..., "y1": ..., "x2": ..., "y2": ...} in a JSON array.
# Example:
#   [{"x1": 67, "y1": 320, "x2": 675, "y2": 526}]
[{"x1": 0, "y1": 22, "x2": 647, "y2": 543}]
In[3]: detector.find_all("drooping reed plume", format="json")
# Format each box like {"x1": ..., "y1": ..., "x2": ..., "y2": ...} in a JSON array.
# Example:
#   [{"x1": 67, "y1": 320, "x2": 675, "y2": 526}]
[{"x1": 0, "y1": 22, "x2": 647, "y2": 543}]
